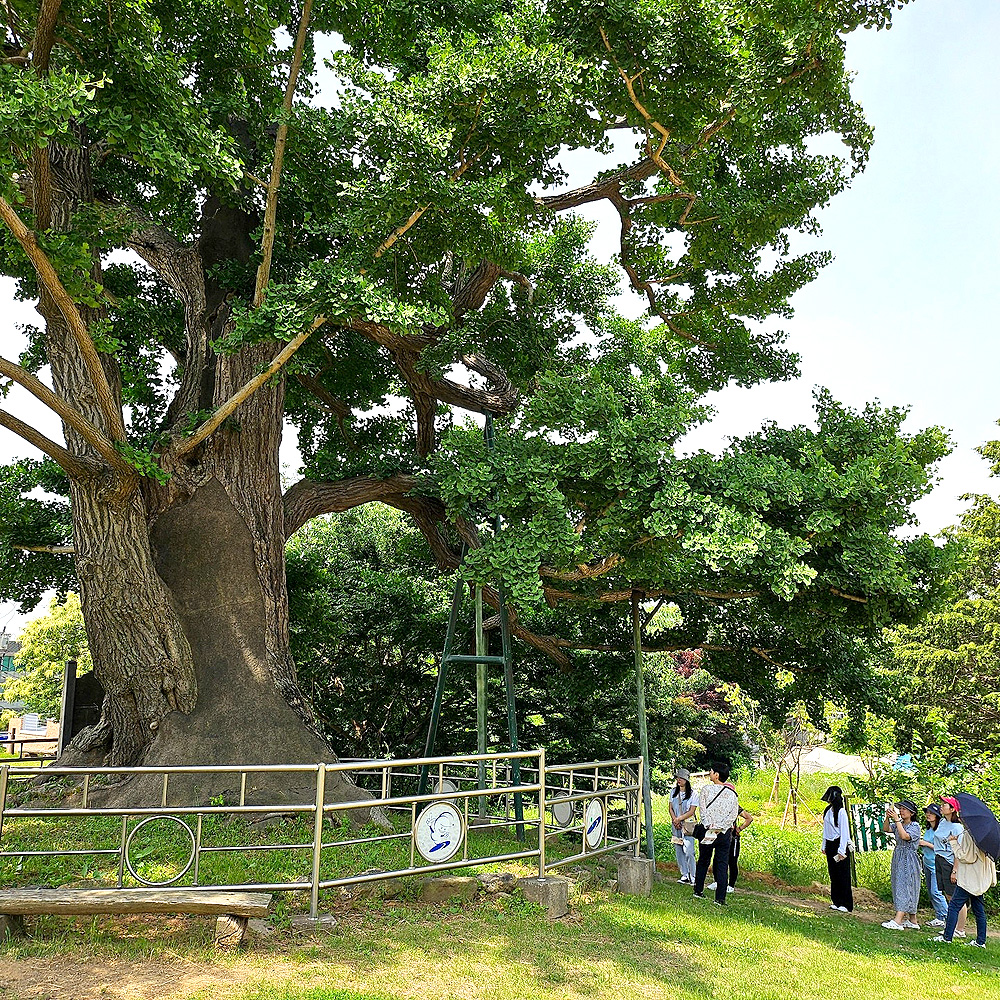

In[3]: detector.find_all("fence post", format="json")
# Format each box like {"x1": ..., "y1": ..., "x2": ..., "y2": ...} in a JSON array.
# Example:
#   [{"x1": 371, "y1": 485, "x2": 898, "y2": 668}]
[
  {"x1": 538, "y1": 748, "x2": 546, "y2": 878},
  {"x1": 635, "y1": 757, "x2": 643, "y2": 858},
  {"x1": 0, "y1": 764, "x2": 7, "y2": 842},
  {"x1": 310, "y1": 763, "x2": 327, "y2": 918}
]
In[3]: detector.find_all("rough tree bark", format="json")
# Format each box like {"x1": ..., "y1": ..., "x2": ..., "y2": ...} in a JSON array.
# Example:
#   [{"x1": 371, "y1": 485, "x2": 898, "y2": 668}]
[{"x1": 26, "y1": 137, "x2": 368, "y2": 807}]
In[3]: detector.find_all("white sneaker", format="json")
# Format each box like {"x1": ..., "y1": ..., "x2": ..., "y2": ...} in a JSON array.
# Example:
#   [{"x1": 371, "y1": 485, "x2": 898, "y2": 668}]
[
  {"x1": 954, "y1": 930, "x2": 967, "y2": 938},
  {"x1": 930, "y1": 935, "x2": 952, "y2": 943},
  {"x1": 966, "y1": 941, "x2": 986, "y2": 949},
  {"x1": 677, "y1": 876, "x2": 688, "y2": 883},
  {"x1": 707, "y1": 882, "x2": 718, "y2": 890},
  {"x1": 881, "y1": 920, "x2": 905, "y2": 931},
  {"x1": 836, "y1": 906, "x2": 849, "y2": 912},
  {"x1": 926, "y1": 918, "x2": 945, "y2": 927},
  {"x1": 904, "y1": 921, "x2": 920, "y2": 930},
  {"x1": 726, "y1": 885, "x2": 734, "y2": 893}
]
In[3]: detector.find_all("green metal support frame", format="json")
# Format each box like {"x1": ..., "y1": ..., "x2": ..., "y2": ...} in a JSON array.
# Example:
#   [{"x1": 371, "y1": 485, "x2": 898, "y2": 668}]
[
  {"x1": 418, "y1": 413, "x2": 525, "y2": 841},
  {"x1": 632, "y1": 591, "x2": 656, "y2": 861}
]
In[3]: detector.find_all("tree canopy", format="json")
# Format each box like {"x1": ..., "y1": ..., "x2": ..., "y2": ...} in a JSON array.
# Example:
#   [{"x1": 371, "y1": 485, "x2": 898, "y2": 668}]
[{"x1": 0, "y1": 0, "x2": 942, "y2": 776}]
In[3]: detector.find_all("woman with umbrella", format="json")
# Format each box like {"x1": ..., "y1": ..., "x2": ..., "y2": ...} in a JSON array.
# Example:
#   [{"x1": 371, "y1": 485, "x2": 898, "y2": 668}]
[{"x1": 931, "y1": 792, "x2": 999, "y2": 949}]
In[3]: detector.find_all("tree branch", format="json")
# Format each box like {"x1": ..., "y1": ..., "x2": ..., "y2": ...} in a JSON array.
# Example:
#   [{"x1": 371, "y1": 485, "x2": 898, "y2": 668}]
[
  {"x1": 175, "y1": 316, "x2": 327, "y2": 458},
  {"x1": 12, "y1": 544, "x2": 75, "y2": 554},
  {"x1": 0, "y1": 354, "x2": 134, "y2": 477},
  {"x1": 253, "y1": 0, "x2": 315, "y2": 306},
  {"x1": 543, "y1": 585, "x2": 761, "y2": 605},
  {"x1": 0, "y1": 408, "x2": 92, "y2": 478},
  {"x1": 537, "y1": 157, "x2": 659, "y2": 212},
  {"x1": 283, "y1": 473, "x2": 428, "y2": 537},
  {"x1": 349, "y1": 318, "x2": 520, "y2": 417},
  {"x1": 29, "y1": 0, "x2": 62, "y2": 229},
  {"x1": 0, "y1": 195, "x2": 126, "y2": 440}
]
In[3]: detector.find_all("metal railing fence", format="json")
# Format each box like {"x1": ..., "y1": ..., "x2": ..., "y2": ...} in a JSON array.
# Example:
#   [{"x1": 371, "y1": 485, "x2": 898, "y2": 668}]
[{"x1": 0, "y1": 750, "x2": 643, "y2": 917}]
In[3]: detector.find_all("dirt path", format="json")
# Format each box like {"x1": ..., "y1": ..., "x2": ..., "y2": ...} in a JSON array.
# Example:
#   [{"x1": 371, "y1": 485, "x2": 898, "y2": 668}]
[{"x1": 0, "y1": 954, "x2": 256, "y2": 1000}]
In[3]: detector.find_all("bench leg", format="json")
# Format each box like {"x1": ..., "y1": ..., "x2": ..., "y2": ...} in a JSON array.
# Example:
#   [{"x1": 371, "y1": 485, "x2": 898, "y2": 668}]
[
  {"x1": 0, "y1": 914, "x2": 25, "y2": 940},
  {"x1": 214, "y1": 913, "x2": 248, "y2": 950}
]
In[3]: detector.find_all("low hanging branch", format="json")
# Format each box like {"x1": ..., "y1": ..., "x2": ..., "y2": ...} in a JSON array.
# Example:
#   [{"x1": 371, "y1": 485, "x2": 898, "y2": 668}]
[
  {"x1": 0, "y1": 354, "x2": 134, "y2": 477},
  {"x1": 0, "y1": 196, "x2": 126, "y2": 441},
  {"x1": 253, "y1": 0, "x2": 315, "y2": 306},
  {"x1": 0, "y1": 408, "x2": 90, "y2": 478},
  {"x1": 12, "y1": 544, "x2": 75, "y2": 554}
]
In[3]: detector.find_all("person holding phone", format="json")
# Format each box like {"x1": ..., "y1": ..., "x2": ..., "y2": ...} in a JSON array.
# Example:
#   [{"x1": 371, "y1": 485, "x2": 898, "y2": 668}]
[
  {"x1": 669, "y1": 768, "x2": 697, "y2": 885},
  {"x1": 881, "y1": 799, "x2": 922, "y2": 930},
  {"x1": 821, "y1": 785, "x2": 853, "y2": 912}
]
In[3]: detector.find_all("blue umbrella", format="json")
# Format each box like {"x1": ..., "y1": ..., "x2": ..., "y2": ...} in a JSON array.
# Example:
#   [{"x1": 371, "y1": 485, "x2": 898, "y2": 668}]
[{"x1": 955, "y1": 793, "x2": 1000, "y2": 861}]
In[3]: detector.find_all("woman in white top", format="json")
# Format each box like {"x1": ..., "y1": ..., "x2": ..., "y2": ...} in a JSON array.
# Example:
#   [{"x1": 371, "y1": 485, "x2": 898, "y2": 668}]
[
  {"x1": 669, "y1": 768, "x2": 697, "y2": 884},
  {"x1": 821, "y1": 785, "x2": 853, "y2": 912}
]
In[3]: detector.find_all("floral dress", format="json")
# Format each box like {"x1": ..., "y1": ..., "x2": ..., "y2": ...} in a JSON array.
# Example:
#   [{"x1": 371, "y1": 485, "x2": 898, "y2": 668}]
[{"x1": 890, "y1": 820, "x2": 922, "y2": 913}]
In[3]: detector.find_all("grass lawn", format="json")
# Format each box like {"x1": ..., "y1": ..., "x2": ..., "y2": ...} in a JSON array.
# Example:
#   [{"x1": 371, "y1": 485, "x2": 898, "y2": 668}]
[
  {"x1": 0, "y1": 770, "x2": 994, "y2": 999},
  {"x1": 1, "y1": 874, "x2": 997, "y2": 1000}
]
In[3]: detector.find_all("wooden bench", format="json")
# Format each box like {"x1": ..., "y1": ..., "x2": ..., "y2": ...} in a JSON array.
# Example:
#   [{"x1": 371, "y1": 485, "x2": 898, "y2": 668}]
[{"x1": 0, "y1": 888, "x2": 272, "y2": 949}]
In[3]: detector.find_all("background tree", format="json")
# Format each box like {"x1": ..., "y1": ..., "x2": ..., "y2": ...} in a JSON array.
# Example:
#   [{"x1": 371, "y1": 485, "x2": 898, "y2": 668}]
[
  {"x1": 889, "y1": 435, "x2": 1000, "y2": 761},
  {"x1": 288, "y1": 506, "x2": 750, "y2": 777},
  {"x1": 0, "y1": 0, "x2": 936, "y2": 796},
  {"x1": 4, "y1": 591, "x2": 90, "y2": 720}
]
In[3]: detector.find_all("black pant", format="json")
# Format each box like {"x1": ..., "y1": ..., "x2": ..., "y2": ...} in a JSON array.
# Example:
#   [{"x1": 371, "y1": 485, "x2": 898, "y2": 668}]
[
  {"x1": 825, "y1": 839, "x2": 853, "y2": 911},
  {"x1": 729, "y1": 830, "x2": 741, "y2": 888},
  {"x1": 695, "y1": 829, "x2": 732, "y2": 904}
]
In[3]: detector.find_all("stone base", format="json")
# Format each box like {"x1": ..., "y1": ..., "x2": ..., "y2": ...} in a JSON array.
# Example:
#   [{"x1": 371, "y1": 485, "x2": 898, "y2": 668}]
[
  {"x1": 289, "y1": 913, "x2": 339, "y2": 932},
  {"x1": 420, "y1": 876, "x2": 480, "y2": 904},
  {"x1": 616, "y1": 854, "x2": 654, "y2": 896},
  {"x1": 516, "y1": 876, "x2": 570, "y2": 918}
]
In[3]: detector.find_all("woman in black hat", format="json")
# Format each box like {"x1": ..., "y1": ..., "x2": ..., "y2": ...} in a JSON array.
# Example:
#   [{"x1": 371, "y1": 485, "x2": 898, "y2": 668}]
[
  {"x1": 917, "y1": 804, "x2": 949, "y2": 927},
  {"x1": 821, "y1": 786, "x2": 853, "y2": 912},
  {"x1": 881, "y1": 799, "x2": 922, "y2": 930}
]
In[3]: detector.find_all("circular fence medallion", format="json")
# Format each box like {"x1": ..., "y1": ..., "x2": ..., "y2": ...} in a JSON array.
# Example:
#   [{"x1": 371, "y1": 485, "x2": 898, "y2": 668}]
[
  {"x1": 550, "y1": 794, "x2": 575, "y2": 829},
  {"x1": 583, "y1": 798, "x2": 605, "y2": 850},
  {"x1": 124, "y1": 815, "x2": 196, "y2": 887},
  {"x1": 414, "y1": 801, "x2": 464, "y2": 863}
]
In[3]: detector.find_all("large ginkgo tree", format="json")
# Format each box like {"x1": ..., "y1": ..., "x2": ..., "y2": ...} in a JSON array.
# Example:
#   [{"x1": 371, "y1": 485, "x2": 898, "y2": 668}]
[{"x1": 0, "y1": 0, "x2": 946, "y2": 800}]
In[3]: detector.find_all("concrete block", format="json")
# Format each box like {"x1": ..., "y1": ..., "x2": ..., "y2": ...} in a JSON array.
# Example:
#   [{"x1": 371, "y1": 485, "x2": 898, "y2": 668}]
[
  {"x1": 419, "y1": 876, "x2": 480, "y2": 904},
  {"x1": 289, "y1": 913, "x2": 339, "y2": 932},
  {"x1": 616, "y1": 854, "x2": 654, "y2": 897},
  {"x1": 516, "y1": 876, "x2": 570, "y2": 918}
]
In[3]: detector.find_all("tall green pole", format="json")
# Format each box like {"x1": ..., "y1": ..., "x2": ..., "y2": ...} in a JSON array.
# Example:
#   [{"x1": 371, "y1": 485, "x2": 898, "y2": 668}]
[
  {"x1": 632, "y1": 591, "x2": 655, "y2": 861},
  {"x1": 418, "y1": 575, "x2": 464, "y2": 798},
  {"x1": 475, "y1": 585, "x2": 487, "y2": 819}
]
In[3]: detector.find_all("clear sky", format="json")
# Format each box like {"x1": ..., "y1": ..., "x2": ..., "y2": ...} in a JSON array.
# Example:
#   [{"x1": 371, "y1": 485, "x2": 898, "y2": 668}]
[{"x1": 2, "y1": 0, "x2": 998, "y2": 634}]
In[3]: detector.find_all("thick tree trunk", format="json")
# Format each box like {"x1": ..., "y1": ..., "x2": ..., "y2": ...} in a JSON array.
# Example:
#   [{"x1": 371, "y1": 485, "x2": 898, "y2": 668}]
[
  {"x1": 29, "y1": 140, "x2": 367, "y2": 808},
  {"x1": 64, "y1": 352, "x2": 365, "y2": 806}
]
